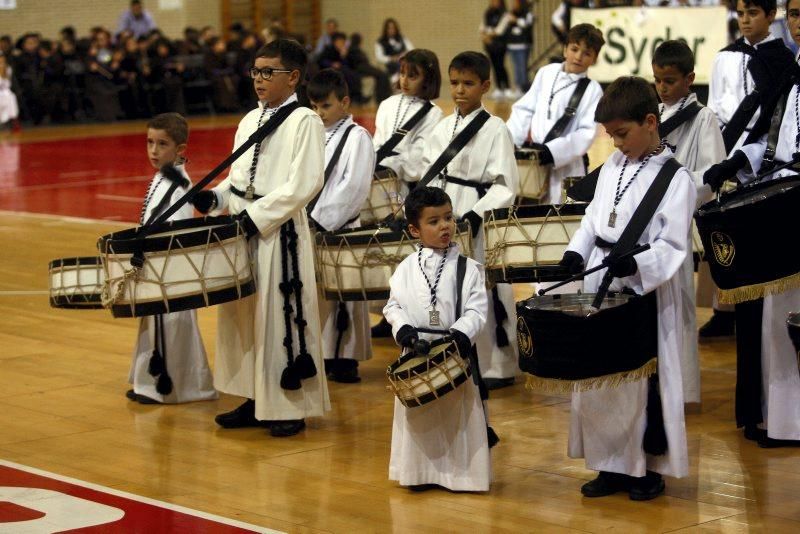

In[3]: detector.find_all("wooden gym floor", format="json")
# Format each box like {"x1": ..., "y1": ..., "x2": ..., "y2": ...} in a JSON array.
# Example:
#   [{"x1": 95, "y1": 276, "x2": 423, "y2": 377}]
[{"x1": 1, "y1": 106, "x2": 799, "y2": 532}]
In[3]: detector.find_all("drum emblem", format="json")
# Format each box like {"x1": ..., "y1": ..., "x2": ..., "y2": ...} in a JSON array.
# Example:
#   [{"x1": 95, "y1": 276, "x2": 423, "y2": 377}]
[
  {"x1": 517, "y1": 317, "x2": 534, "y2": 358},
  {"x1": 711, "y1": 231, "x2": 735, "y2": 267}
]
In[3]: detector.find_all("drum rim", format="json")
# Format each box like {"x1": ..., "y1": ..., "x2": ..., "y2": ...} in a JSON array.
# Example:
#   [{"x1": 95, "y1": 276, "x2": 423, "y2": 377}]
[
  {"x1": 521, "y1": 291, "x2": 637, "y2": 312},
  {"x1": 316, "y1": 221, "x2": 471, "y2": 247},
  {"x1": 98, "y1": 215, "x2": 243, "y2": 254},
  {"x1": 697, "y1": 175, "x2": 800, "y2": 216},
  {"x1": 788, "y1": 311, "x2": 800, "y2": 328},
  {"x1": 397, "y1": 371, "x2": 471, "y2": 408},
  {"x1": 486, "y1": 203, "x2": 587, "y2": 222},
  {"x1": 50, "y1": 294, "x2": 104, "y2": 309},
  {"x1": 48, "y1": 256, "x2": 103, "y2": 269},
  {"x1": 386, "y1": 338, "x2": 455, "y2": 378}
]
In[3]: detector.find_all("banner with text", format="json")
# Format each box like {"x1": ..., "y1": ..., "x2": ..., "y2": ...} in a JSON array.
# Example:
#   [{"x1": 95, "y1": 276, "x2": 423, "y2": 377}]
[{"x1": 571, "y1": 6, "x2": 728, "y2": 84}]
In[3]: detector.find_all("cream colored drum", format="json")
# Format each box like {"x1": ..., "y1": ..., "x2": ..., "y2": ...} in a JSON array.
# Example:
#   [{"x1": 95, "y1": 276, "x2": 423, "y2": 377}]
[
  {"x1": 98, "y1": 215, "x2": 256, "y2": 318},
  {"x1": 483, "y1": 203, "x2": 587, "y2": 284},
  {"x1": 315, "y1": 221, "x2": 472, "y2": 301},
  {"x1": 516, "y1": 148, "x2": 550, "y2": 203},
  {"x1": 360, "y1": 168, "x2": 403, "y2": 225},
  {"x1": 386, "y1": 338, "x2": 471, "y2": 408},
  {"x1": 49, "y1": 256, "x2": 105, "y2": 309}
]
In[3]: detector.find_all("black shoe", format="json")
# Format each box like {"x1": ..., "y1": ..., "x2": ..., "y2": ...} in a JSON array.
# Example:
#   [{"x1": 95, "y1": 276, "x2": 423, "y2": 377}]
[
  {"x1": 758, "y1": 436, "x2": 800, "y2": 448},
  {"x1": 629, "y1": 471, "x2": 665, "y2": 501},
  {"x1": 330, "y1": 368, "x2": 362, "y2": 383},
  {"x1": 581, "y1": 471, "x2": 633, "y2": 497},
  {"x1": 699, "y1": 311, "x2": 735, "y2": 338},
  {"x1": 125, "y1": 389, "x2": 137, "y2": 401},
  {"x1": 215, "y1": 399, "x2": 268, "y2": 429},
  {"x1": 270, "y1": 419, "x2": 306, "y2": 437},
  {"x1": 487, "y1": 426, "x2": 500, "y2": 448},
  {"x1": 326, "y1": 359, "x2": 361, "y2": 383},
  {"x1": 126, "y1": 389, "x2": 161, "y2": 404},
  {"x1": 483, "y1": 377, "x2": 515, "y2": 390},
  {"x1": 744, "y1": 424, "x2": 767, "y2": 442},
  {"x1": 371, "y1": 318, "x2": 393, "y2": 338},
  {"x1": 407, "y1": 484, "x2": 437, "y2": 492}
]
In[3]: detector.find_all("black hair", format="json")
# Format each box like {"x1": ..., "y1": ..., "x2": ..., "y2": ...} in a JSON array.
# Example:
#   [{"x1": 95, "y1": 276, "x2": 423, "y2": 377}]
[
  {"x1": 255, "y1": 38, "x2": 308, "y2": 79},
  {"x1": 380, "y1": 18, "x2": 404, "y2": 42},
  {"x1": 330, "y1": 32, "x2": 347, "y2": 43},
  {"x1": 400, "y1": 49, "x2": 441, "y2": 100},
  {"x1": 449, "y1": 51, "x2": 491, "y2": 82},
  {"x1": 567, "y1": 23, "x2": 605, "y2": 54},
  {"x1": 404, "y1": 186, "x2": 452, "y2": 227},
  {"x1": 652, "y1": 40, "x2": 695, "y2": 75},
  {"x1": 742, "y1": 0, "x2": 777, "y2": 13},
  {"x1": 595, "y1": 76, "x2": 659, "y2": 124},
  {"x1": 148, "y1": 112, "x2": 189, "y2": 145},
  {"x1": 307, "y1": 68, "x2": 349, "y2": 102}
]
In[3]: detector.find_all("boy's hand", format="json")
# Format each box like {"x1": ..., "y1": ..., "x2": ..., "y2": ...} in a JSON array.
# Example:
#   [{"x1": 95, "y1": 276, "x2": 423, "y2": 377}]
[
  {"x1": 559, "y1": 250, "x2": 584, "y2": 274},
  {"x1": 607, "y1": 255, "x2": 637, "y2": 278},
  {"x1": 191, "y1": 190, "x2": 217, "y2": 214},
  {"x1": 531, "y1": 142, "x2": 554, "y2": 166},
  {"x1": 396, "y1": 325, "x2": 419, "y2": 348},
  {"x1": 461, "y1": 211, "x2": 482, "y2": 239},
  {"x1": 450, "y1": 329, "x2": 472, "y2": 358},
  {"x1": 703, "y1": 151, "x2": 747, "y2": 192},
  {"x1": 236, "y1": 210, "x2": 260, "y2": 239}
]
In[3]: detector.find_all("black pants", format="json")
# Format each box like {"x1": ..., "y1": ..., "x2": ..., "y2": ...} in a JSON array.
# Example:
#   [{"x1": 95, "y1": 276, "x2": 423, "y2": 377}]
[
  {"x1": 484, "y1": 42, "x2": 509, "y2": 90},
  {"x1": 734, "y1": 298, "x2": 764, "y2": 428}
]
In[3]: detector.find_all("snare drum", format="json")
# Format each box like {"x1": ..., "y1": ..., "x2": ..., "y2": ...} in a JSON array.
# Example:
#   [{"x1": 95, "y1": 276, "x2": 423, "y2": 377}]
[
  {"x1": 386, "y1": 338, "x2": 471, "y2": 408},
  {"x1": 516, "y1": 148, "x2": 550, "y2": 203},
  {"x1": 517, "y1": 292, "x2": 658, "y2": 393},
  {"x1": 315, "y1": 221, "x2": 472, "y2": 301},
  {"x1": 49, "y1": 256, "x2": 105, "y2": 309},
  {"x1": 98, "y1": 215, "x2": 256, "y2": 318},
  {"x1": 483, "y1": 203, "x2": 586, "y2": 284},
  {"x1": 696, "y1": 174, "x2": 800, "y2": 304},
  {"x1": 360, "y1": 168, "x2": 403, "y2": 225}
]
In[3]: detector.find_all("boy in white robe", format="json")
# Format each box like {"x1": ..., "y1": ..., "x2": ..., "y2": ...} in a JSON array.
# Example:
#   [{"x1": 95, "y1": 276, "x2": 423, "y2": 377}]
[
  {"x1": 652, "y1": 40, "x2": 727, "y2": 408},
  {"x1": 384, "y1": 186, "x2": 491, "y2": 492},
  {"x1": 192, "y1": 39, "x2": 330, "y2": 438},
  {"x1": 307, "y1": 69, "x2": 374, "y2": 383},
  {"x1": 560, "y1": 77, "x2": 695, "y2": 500},
  {"x1": 506, "y1": 23, "x2": 604, "y2": 204},
  {"x1": 700, "y1": 0, "x2": 800, "y2": 447},
  {"x1": 421, "y1": 51, "x2": 520, "y2": 389},
  {"x1": 128, "y1": 113, "x2": 217, "y2": 405}
]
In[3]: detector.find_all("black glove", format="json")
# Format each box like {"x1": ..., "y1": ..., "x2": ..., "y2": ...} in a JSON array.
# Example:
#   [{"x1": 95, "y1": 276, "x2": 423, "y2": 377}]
[
  {"x1": 450, "y1": 329, "x2": 472, "y2": 357},
  {"x1": 461, "y1": 210, "x2": 482, "y2": 239},
  {"x1": 309, "y1": 217, "x2": 327, "y2": 233},
  {"x1": 792, "y1": 152, "x2": 800, "y2": 167},
  {"x1": 607, "y1": 255, "x2": 638, "y2": 278},
  {"x1": 531, "y1": 142, "x2": 554, "y2": 166},
  {"x1": 703, "y1": 151, "x2": 747, "y2": 192},
  {"x1": 191, "y1": 190, "x2": 217, "y2": 214},
  {"x1": 559, "y1": 250, "x2": 584, "y2": 275},
  {"x1": 396, "y1": 325, "x2": 418, "y2": 349},
  {"x1": 236, "y1": 210, "x2": 260, "y2": 239}
]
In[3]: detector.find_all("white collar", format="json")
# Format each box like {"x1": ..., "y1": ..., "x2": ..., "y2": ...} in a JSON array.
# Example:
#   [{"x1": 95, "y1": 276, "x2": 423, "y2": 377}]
[
  {"x1": 325, "y1": 114, "x2": 353, "y2": 132},
  {"x1": 559, "y1": 63, "x2": 588, "y2": 81},
  {"x1": 454, "y1": 105, "x2": 486, "y2": 122},
  {"x1": 258, "y1": 92, "x2": 299, "y2": 111}
]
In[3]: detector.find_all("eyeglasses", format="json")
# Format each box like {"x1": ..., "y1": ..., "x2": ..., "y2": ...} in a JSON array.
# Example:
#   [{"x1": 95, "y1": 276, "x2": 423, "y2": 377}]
[{"x1": 249, "y1": 66, "x2": 293, "y2": 80}]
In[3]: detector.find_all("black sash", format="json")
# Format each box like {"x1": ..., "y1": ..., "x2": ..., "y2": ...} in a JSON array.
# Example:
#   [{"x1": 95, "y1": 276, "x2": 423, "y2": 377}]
[
  {"x1": 418, "y1": 110, "x2": 492, "y2": 188},
  {"x1": 375, "y1": 101, "x2": 434, "y2": 166},
  {"x1": 760, "y1": 90, "x2": 789, "y2": 170},
  {"x1": 566, "y1": 164, "x2": 602, "y2": 202},
  {"x1": 722, "y1": 91, "x2": 761, "y2": 153},
  {"x1": 144, "y1": 172, "x2": 190, "y2": 227},
  {"x1": 442, "y1": 175, "x2": 488, "y2": 198},
  {"x1": 544, "y1": 77, "x2": 591, "y2": 143},
  {"x1": 658, "y1": 102, "x2": 702, "y2": 138},
  {"x1": 307, "y1": 124, "x2": 356, "y2": 216}
]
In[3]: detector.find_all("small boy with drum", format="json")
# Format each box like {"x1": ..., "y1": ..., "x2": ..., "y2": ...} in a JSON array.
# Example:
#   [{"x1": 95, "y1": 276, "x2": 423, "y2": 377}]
[{"x1": 383, "y1": 186, "x2": 493, "y2": 492}]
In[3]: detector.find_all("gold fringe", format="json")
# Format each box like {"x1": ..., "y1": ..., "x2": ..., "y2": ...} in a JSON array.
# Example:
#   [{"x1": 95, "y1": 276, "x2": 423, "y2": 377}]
[
  {"x1": 717, "y1": 271, "x2": 800, "y2": 305},
  {"x1": 524, "y1": 358, "x2": 658, "y2": 394}
]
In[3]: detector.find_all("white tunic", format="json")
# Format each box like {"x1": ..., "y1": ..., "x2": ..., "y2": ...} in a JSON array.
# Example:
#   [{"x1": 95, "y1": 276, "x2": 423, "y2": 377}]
[
  {"x1": 566, "y1": 148, "x2": 695, "y2": 478},
  {"x1": 422, "y1": 107, "x2": 520, "y2": 379},
  {"x1": 374, "y1": 94, "x2": 444, "y2": 184},
  {"x1": 211, "y1": 95, "x2": 331, "y2": 421},
  {"x1": 383, "y1": 245, "x2": 491, "y2": 491},
  {"x1": 660, "y1": 93, "x2": 727, "y2": 404},
  {"x1": 313, "y1": 115, "x2": 375, "y2": 363},
  {"x1": 0, "y1": 68, "x2": 18, "y2": 123},
  {"x1": 131, "y1": 166, "x2": 217, "y2": 403},
  {"x1": 506, "y1": 62, "x2": 602, "y2": 203}
]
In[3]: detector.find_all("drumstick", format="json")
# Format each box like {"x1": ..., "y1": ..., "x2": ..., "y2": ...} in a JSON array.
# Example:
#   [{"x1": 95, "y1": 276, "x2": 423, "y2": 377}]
[{"x1": 537, "y1": 243, "x2": 651, "y2": 296}]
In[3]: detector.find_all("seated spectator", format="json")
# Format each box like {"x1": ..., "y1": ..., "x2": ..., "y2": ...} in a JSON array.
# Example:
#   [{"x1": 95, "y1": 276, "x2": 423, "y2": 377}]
[
  {"x1": 314, "y1": 18, "x2": 340, "y2": 58},
  {"x1": 180, "y1": 27, "x2": 202, "y2": 55},
  {"x1": 86, "y1": 29, "x2": 123, "y2": 121},
  {"x1": 199, "y1": 26, "x2": 217, "y2": 50},
  {"x1": 146, "y1": 38, "x2": 185, "y2": 115},
  {"x1": 235, "y1": 32, "x2": 260, "y2": 108},
  {"x1": 13, "y1": 33, "x2": 45, "y2": 124},
  {"x1": 0, "y1": 53, "x2": 20, "y2": 130},
  {"x1": 117, "y1": 0, "x2": 157, "y2": 39},
  {"x1": 374, "y1": 18, "x2": 413, "y2": 81},
  {"x1": 117, "y1": 36, "x2": 147, "y2": 118},
  {"x1": 318, "y1": 31, "x2": 367, "y2": 103},
  {"x1": 347, "y1": 33, "x2": 391, "y2": 104},
  {"x1": 38, "y1": 40, "x2": 67, "y2": 123},
  {"x1": 204, "y1": 37, "x2": 238, "y2": 112}
]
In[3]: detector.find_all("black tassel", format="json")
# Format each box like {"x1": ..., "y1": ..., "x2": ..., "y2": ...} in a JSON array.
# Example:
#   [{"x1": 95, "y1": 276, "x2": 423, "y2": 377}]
[
  {"x1": 495, "y1": 325, "x2": 509, "y2": 347},
  {"x1": 335, "y1": 301, "x2": 349, "y2": 332},
  {"x1": 643, "y1": 374, "x2": 668, "y2": 455},
  {"x1": 280, "y1": 364, "x2": 302, "y2": 390},
  {"x1": 156, "y1": 372, "x2": 173, "y2": 395},
  {"x1": 294, "y1": 352, "x2": 317, "y2": 379},
  {"x1": 148, "y1": 350, "x2": 164, "y2": 377},
  {"x1": 491, "y1": 286, "x2": 509, "y2": 347}
]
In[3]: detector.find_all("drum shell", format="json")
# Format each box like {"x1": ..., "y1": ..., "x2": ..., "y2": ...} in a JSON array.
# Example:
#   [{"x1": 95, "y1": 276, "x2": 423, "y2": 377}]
[
  {"x1": 696, "y1": 176, "x2": 800, "y2": 292},
  {"x1": 361, "y1": 169, "x2": 403, "y2": 226},
  {"x1": 517, "y1": 292, "x2": 658, "y2": 381},
  {"x1": 48, "y1": 256, "x2": 105, "y2": 309},
  {"x1": 788, "y1": 312, "x2": 800, "y2": 353},
  {"x1": 484, "y1": 203, "x2": 586, "y2": 284},
  {"x1": 98, "y1": 215, "x2": 256, "y2": 318},
  {"x1": 516, "y1": 149, "x2": 550, "y2": 202}
]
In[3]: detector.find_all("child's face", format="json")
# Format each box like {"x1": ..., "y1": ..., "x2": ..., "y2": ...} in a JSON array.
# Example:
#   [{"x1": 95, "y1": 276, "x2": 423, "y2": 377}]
[
  {"x1": 333, "y1": 37, "x2": 348, "y2": 56},
  {"x1": 409, "y1": 203, "x2": 456, "y2": 250},
  {"x1": 399, "y1": 63, "x2": 424, "y2": 97},
  {"x1": 788, "y1": 0, "x2": 800, "y2": 45},
  {"x1": 252, "y1": 55, "x2": 299, "y2": 105},
  {"x1": 309, "y1": 92, "x2": 350, "y2": 127},
  {"x1": 449, "y1": 68, "x2": 489, "y2": 115},
  {"x1": 602, "y1": 115, "x2": 659, "y2": 161},
  {"x1": 563, "y1": 41, "x2": 598, "y2": 74},
  {"x1": 146, "y1": 128, "x2": 185, "y2": 170},
  {"x1": 736, "y1": 0, "x2": 776, "y2": 43},
  {"x1": 652, "y1": 64, "x2": 694, "y2": 106}
]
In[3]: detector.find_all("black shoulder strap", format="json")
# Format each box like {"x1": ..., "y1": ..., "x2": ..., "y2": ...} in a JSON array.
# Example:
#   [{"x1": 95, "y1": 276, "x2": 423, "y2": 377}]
[
  {"x1": 761, "y1": 89, "x2": 789, "y2": 170},
  {"x1": 455, "y1": 254, "x2": 467, "y2": 317},
  {"x1": 544, "y1": 77, "x2": 591, "y2": 143},
  {"x1": 308, "y1": 124, "x2": 356, "y2": 216},
  {"x1": 722, "y1": 91, "x2": 762, "y2": 153},
  {"x1": 722, "y1": 38, "x2": 755, "y2": 55},
  {"x1": 418, "y1": 110, "x2": 492, "y2": 188},
  {"x1": 375, "y1": 101, "x2": 434, "y2": 166},
  {"x1": 144, "y1": 181, "x2": 184, "y2": 226},
  {"x1": 658, "y1": 102, "x2": 702, "y2": 138},
  {"x1": 566, "y1": 164, "x2": 602, "y2": 202}
]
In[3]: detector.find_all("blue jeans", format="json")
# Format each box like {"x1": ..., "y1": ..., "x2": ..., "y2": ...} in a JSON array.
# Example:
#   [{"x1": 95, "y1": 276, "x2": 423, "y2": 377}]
[{"x1": 509, "y1": 47, "x2": 530, "y2": 91}]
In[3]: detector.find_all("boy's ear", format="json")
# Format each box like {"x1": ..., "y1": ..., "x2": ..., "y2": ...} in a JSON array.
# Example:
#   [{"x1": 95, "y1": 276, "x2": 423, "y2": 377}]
[
  {"x1": 645, "y1": 112, "x2": 658, "y2": 131},
  {"x1": 687, "y1": 71, "x2": 696, "y2": 86},
  {"x1": 342, "y1": 95, "x2": 351, "y2": 109},
  {"x1": 767, "y1": 9, "x2": 777, "y2": 24},
  {"x1": 480, "y1": 78, "x2": 491, "y2": 95},
  {"x1": 176, "y1": 143, "x2": 187, "y2": 157},
  {"x1": 408, "y1": 223, "x2": 421, "y2": 239},
  {"x1": 587, "y1": 51, "x2": 598, "y2": 68},
  {"x1": 288, "y1": 68, "x2": 301, "y2": 88}
]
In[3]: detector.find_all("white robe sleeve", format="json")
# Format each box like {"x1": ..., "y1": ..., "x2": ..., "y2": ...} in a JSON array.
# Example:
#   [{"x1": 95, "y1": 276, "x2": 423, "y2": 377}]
[
  {"x1": 506, "y1": 69, "x2": 542, "y2": 146},
  {"x1": 689, "y1": 109, "x2": 727, "y2": 205},
  {"x1": 545, "y1": 81, "x2": 602, "y2": 170},
  {"x1": 566, "y1": 175, "x2": 601, "y2": 262},
  {"x1": 384, "y1": 262, "x2": 415, "y2": 340},
  {"x1": 210, "y1": 122, "x2": 246, "y2": 213},
  {"x1": 449, "y1": 262, "x2": 488, "y2": 342},
  {"x1": 473, "y1": 124, "x2": 519, "y2": 215},
  {"x1": 707, "y1": 53, "x2": 728, "y2": 127},
  {"x1": 738, "y1": 134, "x2": 767, "y2": 181},
  {"x1": 383, "y1": 105, "x2": 444, "y2": 183}
]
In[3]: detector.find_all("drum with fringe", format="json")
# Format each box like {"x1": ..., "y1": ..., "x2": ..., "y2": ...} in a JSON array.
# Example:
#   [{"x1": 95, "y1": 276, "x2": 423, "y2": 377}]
[{"x1": 516, "y1": 292, "x2": 658, "y2": 393}]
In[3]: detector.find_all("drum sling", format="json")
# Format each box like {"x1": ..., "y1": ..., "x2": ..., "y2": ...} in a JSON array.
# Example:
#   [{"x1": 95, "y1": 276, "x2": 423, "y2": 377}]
[
  {"x1": 658, "y1": 102, "x2": 702, "y2": 138},
  {"x1": 375, "y1": 101, "x2": 433, "y2": 166},
  {"x1": 543, "y1": 77, "x2": 591, "y2": 143},
  {"x1": 307, "y1": 124, "x2": 357, "y2": 219},
  {"x1": 417, "y1": 110, "x2": 491, "y2": 188}
]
